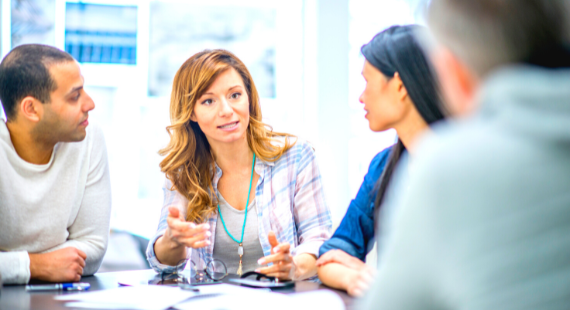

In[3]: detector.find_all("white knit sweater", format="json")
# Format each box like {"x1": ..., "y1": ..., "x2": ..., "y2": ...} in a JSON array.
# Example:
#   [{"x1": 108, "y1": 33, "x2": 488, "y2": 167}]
[{"x1": 0, "y1": 120, "x2": 111, "y2": 284}]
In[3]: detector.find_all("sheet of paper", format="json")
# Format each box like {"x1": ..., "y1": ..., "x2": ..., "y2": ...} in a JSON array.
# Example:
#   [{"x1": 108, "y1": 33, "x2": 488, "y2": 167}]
[
  {"x1": 194, "y1": 283, "x2": 270, "y2": 295},
  {"x1": 117, "y1": 278, "x2": 149, "y2": 287},
  {"x1": 174, "y1": 288, "x2": 345, "y2": 310},
  {"x1": 54, "y1": 285, "x2": 196, "y2": 310},
  {"x1": 287, "y1": 290, "x2": 345, "y2": 310},
  {"x1": 63, "y1": 302, "x2": 139, "y2": 309},
  {"x1": 174, "y1": 290, "x2": 279, "y2": 310}
]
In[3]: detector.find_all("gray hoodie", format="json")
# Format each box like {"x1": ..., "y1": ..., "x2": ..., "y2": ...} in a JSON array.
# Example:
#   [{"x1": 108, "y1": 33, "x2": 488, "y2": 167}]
[{"x1": 362, "y1": 65, "x2": 570, "y2": 310}]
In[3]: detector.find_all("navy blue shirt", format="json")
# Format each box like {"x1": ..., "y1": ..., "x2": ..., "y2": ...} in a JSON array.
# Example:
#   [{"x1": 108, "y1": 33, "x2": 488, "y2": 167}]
[{"x1": 318, "y1": 146, "x2": 393, "y2": 261}]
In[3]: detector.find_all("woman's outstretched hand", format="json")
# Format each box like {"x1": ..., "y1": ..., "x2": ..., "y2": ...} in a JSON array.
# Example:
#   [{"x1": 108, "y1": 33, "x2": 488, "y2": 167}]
[{"x1": 164, "y1": 206, "x2": 211, "y2": 249}]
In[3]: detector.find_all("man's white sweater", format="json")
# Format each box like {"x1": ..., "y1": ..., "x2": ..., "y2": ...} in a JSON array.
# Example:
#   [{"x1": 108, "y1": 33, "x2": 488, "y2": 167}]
[{"x1": 0, "y1": 120, "x2": 111, "y2": 284}]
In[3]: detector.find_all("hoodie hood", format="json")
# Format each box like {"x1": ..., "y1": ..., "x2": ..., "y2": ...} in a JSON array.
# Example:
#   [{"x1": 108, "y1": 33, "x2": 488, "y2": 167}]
[{"x1": 477, "y1": 65, "x2": 570, "y2": 143}]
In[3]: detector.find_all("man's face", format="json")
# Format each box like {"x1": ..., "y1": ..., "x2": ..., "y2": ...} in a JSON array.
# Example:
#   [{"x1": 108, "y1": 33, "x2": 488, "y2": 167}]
[{"x1": 37, "y1": 61, "x2": 95, "y2": 142}]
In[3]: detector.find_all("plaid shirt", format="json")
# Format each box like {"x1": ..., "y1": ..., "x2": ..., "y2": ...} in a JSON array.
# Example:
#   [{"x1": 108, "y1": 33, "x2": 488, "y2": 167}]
[{"x1": 146, "y1": 140, "x2": 332, "y2": 274}]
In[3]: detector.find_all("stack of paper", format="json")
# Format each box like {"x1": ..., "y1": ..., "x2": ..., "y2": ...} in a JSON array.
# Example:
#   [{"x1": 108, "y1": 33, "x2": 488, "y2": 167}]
[{"x1": 54, "y1": 285, "x2": 197, "y2": 310}]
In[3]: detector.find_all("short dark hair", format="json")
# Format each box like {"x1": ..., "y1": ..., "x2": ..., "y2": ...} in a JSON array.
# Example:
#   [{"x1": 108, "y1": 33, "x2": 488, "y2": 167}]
[
  {"x1": 0, "y1": 44, "x2": 75, "y2": 120},
  {"x1": 428, "y1": 0, "x2": 570, "y2": 77}
]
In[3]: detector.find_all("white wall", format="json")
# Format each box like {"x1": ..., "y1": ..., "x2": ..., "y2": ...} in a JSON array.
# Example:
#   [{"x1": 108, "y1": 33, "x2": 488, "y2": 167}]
[
  {"x1": 0, "y1": 0, "x2": 9, "y2": 58},
  {"x1": 313, "y1": 0, "x2": 351, "y2": 226},
  {"x1": 0, "y1": 0, "x2": 419, "y2": 238}
]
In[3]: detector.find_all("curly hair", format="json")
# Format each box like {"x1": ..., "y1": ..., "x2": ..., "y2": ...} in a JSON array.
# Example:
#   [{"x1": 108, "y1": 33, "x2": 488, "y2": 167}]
[{"x1": 159, "y1": 49, "x2": 295, "y2": 223}]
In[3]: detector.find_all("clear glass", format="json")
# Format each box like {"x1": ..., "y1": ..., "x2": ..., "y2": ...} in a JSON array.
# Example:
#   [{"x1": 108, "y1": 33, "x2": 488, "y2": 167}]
[
  {"x1": 191, "y1": 259, "x2": 228, "y2": 281},
  {"x1": 205, "y1": 260, "x2": 227, "y2": 281},
  {"x1": 160, "y1": 259, "x2": 228, "y2": 285}
]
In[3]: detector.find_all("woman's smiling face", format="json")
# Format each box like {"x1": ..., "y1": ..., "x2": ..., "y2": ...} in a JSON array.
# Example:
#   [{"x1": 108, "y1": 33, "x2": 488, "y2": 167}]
[{"x1": 191, "y1": 68, "x2": 250, "y2": 146}]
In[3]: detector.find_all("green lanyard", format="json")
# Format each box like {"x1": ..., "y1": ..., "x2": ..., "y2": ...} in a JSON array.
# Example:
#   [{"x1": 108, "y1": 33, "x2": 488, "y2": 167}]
[{"x1": 217, "y1": 153, "x2": 256, "y2": 244}]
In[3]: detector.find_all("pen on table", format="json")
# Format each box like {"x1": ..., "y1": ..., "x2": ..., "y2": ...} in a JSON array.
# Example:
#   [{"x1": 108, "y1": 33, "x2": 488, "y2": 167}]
[{"x1": 26, "y1": 283, "x2": 91, "y2": 292}]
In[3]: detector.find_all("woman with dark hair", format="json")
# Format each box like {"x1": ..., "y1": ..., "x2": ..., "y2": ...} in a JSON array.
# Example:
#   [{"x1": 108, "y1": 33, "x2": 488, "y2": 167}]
[{"x1": 316, "y1": 25, "x2": 446, "y2": 296}]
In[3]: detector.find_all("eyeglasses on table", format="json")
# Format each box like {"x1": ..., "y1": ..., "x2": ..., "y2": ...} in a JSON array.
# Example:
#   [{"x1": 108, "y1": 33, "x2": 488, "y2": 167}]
[{"x1": 159, "y1": 258, "x2": 228, "y2": 285}]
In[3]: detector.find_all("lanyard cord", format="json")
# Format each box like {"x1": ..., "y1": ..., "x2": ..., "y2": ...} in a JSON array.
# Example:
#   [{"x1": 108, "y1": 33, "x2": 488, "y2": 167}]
[{"x1": 217, "y1": 153, "x2": 256, "y2": 244}]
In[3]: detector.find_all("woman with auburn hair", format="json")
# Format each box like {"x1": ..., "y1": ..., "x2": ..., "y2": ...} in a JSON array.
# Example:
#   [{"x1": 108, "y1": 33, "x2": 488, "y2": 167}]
[{"x1": 146, "y1": 49, "x2": 332, "y2": 281}]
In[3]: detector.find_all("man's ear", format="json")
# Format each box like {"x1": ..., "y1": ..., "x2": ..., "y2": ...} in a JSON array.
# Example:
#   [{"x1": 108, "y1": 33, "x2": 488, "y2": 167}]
[
  {"x1": 19, "y1": 96, "x2": 43, "y2": 123},
  {"x1": 431, "y1": 47, "x2": 479, "y2": 117},
  {"x1": 451, "y1": 54, "x2": 478, "y2": 109}
]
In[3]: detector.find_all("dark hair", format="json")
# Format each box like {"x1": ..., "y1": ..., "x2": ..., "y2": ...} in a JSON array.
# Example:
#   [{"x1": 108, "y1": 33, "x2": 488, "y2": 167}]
[
  {"x1": 0, "y1": 44, "x2": 75, "y2": 121},
  {"x1": 361, "y1": 25, "x2": 446, "y2": 221}
]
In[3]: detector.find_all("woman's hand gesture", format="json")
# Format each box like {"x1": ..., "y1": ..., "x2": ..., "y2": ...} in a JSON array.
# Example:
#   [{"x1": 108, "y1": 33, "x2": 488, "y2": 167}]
[
  {"x1": 164, "y1": 206, "x2": 211, "y2": 249},
  {"x1": 256, "y1": 231, "x2": 296, "y2": 280}
]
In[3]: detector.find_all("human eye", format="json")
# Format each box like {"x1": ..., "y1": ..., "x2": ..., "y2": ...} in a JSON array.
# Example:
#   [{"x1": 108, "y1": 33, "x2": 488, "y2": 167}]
[
  {"x1": 230, "y1": 92, "x2": 241, "y2": 99},
  {"x1": 201, "y1": 98, "x2": 213, "y2": 105},
  {"x1": 70, "y1": 92, "x2": 80, "y2": 102}
]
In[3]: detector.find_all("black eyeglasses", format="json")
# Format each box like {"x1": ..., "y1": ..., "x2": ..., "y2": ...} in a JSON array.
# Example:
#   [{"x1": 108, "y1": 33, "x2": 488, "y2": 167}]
[{"x1": 160, "y1": 259, "x2": 228, "y2": 285}]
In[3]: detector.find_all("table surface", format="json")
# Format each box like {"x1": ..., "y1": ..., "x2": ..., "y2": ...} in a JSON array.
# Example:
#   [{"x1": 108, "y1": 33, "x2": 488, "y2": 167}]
[{"x1": 0, "y1": 269, "x2": 354, "y2": 310}]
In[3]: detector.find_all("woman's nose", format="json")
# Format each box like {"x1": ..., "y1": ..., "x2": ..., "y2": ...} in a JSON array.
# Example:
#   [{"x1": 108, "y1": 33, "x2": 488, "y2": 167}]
[{"x1": 218, "y1": 98, "x2": 233, "y2": 116}]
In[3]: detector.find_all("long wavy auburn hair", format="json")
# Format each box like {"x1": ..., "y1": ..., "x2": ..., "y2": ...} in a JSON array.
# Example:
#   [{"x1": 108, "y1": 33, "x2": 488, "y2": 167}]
[{"x1": 159, "y1": 49, "x2": 295, "y2": 223}]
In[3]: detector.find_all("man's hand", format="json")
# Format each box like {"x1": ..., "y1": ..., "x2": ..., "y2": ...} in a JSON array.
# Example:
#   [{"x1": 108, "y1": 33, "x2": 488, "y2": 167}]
[
  {"x1": 29, "y1": 247, "x2": 87, "y2": 282},
  {"x1": 316, "y1": 249, "x2": 366, "y2": 270}
]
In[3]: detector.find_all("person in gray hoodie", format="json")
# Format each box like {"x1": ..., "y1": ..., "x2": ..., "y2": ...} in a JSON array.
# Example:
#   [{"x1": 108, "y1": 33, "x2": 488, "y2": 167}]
[{"x1": 362, "y1": 0, "x2": 570, "y2": 309}]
